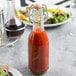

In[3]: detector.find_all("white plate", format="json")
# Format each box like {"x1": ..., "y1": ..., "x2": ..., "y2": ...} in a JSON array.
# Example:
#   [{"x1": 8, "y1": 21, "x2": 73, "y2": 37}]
[
  {"x1": 8, "y1": 67, "x2": 22, "y2": 76},
  {"x1": 22, "y1": 5, "x2": 71, "y2": 27}
]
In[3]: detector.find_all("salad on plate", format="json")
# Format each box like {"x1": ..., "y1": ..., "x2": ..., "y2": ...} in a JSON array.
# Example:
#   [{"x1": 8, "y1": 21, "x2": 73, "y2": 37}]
[
  {"x1": 45, "y1": 8, "x2": 69, "y2": 24},
  {"x1": 16, "y1": 6, "x2": 70, "y2": 26},
  {"x1": 0, "y1": 65, "x2": 13, "y2": 76},
  {"x1": 0, "y1": 64, "x2": 22, "y2": 76}
]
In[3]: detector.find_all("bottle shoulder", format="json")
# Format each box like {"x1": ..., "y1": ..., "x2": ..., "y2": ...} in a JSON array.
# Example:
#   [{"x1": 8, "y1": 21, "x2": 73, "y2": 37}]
[{"x1": 28, "y1": 29, "x2": 49, "y2": 46}]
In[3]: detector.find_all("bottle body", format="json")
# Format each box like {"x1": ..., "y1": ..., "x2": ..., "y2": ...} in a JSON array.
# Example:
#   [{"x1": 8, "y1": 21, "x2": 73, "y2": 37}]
[{"x1": 28, "y1": 28, "x2": 49, "y2": 75}]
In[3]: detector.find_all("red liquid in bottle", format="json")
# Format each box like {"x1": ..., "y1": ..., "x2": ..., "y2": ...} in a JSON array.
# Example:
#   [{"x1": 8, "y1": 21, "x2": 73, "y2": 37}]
[{"x1": 28, "y1": 28, "x2": 49, "y2": 75}]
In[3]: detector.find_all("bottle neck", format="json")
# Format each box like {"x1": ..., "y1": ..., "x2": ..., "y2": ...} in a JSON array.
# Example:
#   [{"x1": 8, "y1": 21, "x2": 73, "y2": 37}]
[
  {"x1": 33, "y1": 22, "x2": 44, "y2": 30},
  {"x1": 32, "y1": 8, "x2": 44, "y2": 30},
  {"x1": 7, "y1": 0, "x2": 15, "y2": 19}
]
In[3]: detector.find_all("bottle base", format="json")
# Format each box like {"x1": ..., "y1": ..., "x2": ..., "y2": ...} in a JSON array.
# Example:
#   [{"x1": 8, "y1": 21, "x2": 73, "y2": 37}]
[{"x1": 30, "y1": 68, "x2": 49, "y2": 75}]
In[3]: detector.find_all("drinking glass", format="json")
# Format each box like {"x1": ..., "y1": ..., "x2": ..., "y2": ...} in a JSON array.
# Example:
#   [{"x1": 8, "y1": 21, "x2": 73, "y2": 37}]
[
  {"x1": 0, "y1": 0, "x2": 26, "y2": 47},
  {"x1": 70, "y1": 0, "x2": 76, "y2": 24},
  {"x1": 0, "y1": 10, "x2": 19, "y2": 47},
  {"x1": 70, "y1": 0, "x2": 76, "y2": 35}
]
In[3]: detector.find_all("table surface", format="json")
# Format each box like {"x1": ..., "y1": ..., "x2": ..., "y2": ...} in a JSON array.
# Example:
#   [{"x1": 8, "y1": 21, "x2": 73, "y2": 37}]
[{"x1": 1, "y1": 0, "x2": 76, "y2": 76}]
